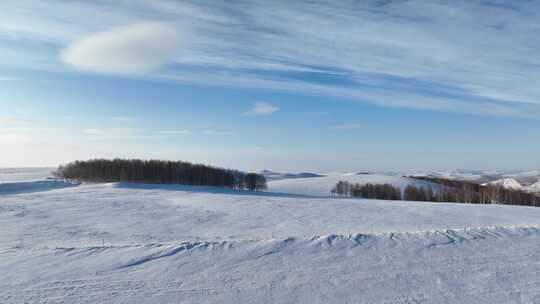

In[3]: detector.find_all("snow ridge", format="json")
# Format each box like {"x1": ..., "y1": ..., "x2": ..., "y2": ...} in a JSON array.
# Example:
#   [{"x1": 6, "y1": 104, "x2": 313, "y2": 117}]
[{"x1": 486, "y1": 178, "x2": 523, "y2": 190}]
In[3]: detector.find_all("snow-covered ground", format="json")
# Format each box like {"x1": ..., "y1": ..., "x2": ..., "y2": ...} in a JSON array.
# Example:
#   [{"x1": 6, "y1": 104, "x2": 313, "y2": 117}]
[
  {"x1": 267, "y1": 172, "x2": 442, "y2": 197},
  {"x1": 3, "y1": 169, "x2": 540, "y2": 303},
  {"x1": 410, "y1": 169, "x2": 540, "y2": 191},
  {"x1": 528, "y1": 181, "x2": 540, "y2": 193},
  {"x1": 485, "y1": 178, "x2": 524, "y2": 190},
  {"x1": 0, "y1": 180, "x2": 78, "y2": 195},
  {"x1": 260, "y1": 169, "x2": 323, "y2": 181}
]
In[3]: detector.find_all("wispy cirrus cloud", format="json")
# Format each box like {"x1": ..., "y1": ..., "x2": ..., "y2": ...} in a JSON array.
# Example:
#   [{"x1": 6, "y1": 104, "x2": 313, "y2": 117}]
[
  {"x1": 0, "y1": 117, "x2": 63, "y2": 146},
  {"x1": 111, "y1": 116, "x2": 137, "y2": 123},
  {"x1": 153, "y1": 130, "x2": 191, "y2": 135},
  {"x1": 83, "y1": 128, "x2": 134, "y2": 136},
  {"x1": 83, "y1": 128, "x2": 192, "y2": 139},
  {"x1": 82, "y1": 128, "x2": 105, "y2": 135},
  {"x1": 0, "y1": 117, "x2": 29, "y2": 126},
  {"x1": 3, "y1": 1, "x2": 540, "y2": 118},
  {"x1": 203, "y1": 130, "x2": 233, "y2": 135},
  {"x1": 243, "y1": 102, "x2": 279, "y2": 116},
  {"x1": 0, "y1": 76, "x2": 23, "y2": 81},
  {"x1": 330, "y1": 123, "x2": 363, "y2": 130}
]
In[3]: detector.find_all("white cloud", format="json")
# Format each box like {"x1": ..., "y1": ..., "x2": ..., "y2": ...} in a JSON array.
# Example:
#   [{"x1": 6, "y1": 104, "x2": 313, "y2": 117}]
[
  {"x1": 111, "y1": 128, "x2": 135, "y2": 135},
  {"x1": 203, "y1": 130, "x2": 233, "y2": 135},
  {"x1": 4, "y1": 1, "x2": 540, "y2": 118},
  {"x1": 83, "y1": 128, "x2": 134, "y2": 136},
  {"x1": 0, "y1": 76, "x2": 23, "y2": 81},
  {"x1": 61, "y1": 22, "x2": 181, "y2": 74},
  {"x1": 0, "y1": 117, "x2": 24, "y2": 125},
  {"x1": 330, "y1": 123, "x2": 363, "y2": 130},
  {"x1": 243, "y1": 102, "x2": 279, "y2": 116},
  {"x1": 83, "y1": 128, "x2": 105, "y2": 135},
  {"x1": 83, "y1": 128, "x2": 194, "y2": 140},
  {"x1": 153, "y1": 130, "x2": 191, "y2": 135},
  {"x1": 111, "y1": 116, "x2": 136, "y2": 123}
]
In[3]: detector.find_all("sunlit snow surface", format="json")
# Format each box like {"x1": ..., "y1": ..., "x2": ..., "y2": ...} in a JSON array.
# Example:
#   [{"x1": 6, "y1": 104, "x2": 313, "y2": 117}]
[
  {"x1": 266, "y1": 172, "x2": 443, "y2": 196},
  {"x1": 2, "y1": 169, "x2": 540, "y2": 303}
]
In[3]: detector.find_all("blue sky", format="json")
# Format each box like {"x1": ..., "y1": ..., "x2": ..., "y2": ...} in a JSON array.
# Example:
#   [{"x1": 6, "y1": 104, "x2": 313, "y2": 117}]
[{"x1": 1, "y1": 0, "x2": 540, "y2": 171}]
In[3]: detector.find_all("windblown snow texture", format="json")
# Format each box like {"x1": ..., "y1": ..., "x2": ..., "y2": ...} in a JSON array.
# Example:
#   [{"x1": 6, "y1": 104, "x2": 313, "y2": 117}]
[{"x1": 2, "y1": 169, "x2": 540, "y2": 303}]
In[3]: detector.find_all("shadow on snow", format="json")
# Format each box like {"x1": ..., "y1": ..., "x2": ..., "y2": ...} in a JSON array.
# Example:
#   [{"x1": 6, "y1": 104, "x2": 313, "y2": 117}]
[{"x1": 114, "y1": 182, "x2": 324, "y2": 199}]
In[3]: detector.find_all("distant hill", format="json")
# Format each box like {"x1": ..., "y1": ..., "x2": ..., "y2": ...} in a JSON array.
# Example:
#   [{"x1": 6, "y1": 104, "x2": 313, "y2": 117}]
[
  {"x1": 0, "y1": 167, "x2": 54, "y2": 183},
  {"x1": 526, "y1": 181, "x2": 540, "y2": 193},
  {"x1": 260, "y1": 170, "x2": 324, "y2": 181},
  {"x1": 485, "y1": 178, "x2": 523, "y2": 190},
  {"x1": 411, "y1": 169, "x2": 540, "y2": 193},
  {"x1": 266, "y1": 172, "x2": 442, "y2": 197}
]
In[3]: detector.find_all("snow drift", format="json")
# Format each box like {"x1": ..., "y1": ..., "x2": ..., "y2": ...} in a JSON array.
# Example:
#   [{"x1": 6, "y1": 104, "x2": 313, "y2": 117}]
[{"x1": 3, "y1": 169, "x2": 540, "y2": 303}]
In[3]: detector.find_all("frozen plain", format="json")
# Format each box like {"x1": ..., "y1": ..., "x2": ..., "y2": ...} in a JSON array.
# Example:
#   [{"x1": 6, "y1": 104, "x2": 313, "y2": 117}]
[{"x1": 2, "y1": 171, "x2": 540, "y2": 303}]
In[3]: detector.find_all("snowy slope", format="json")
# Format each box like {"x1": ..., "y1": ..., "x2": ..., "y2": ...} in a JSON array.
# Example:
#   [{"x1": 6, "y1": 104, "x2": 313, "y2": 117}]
[
  {"x1": 267, "y1": 172, "x2": 442, "y2": 196},
  {"x1": 3, "y1": 182, "x2": 540, "y2": 247},
  {"x1": 3, "y1": 170, "x2": 540, "y2": 303},
  {"x1": 411, "y1": 169, "x2": 540, "y2": 190},
  {"x1": 408, "y1": 169, "x2": 504, "y2": 183},
  {"x1": 0, "y1": 180, "x2": 78, "y2": 195},
  {"x1": 260, "y1": 169, "x2": 323, "y2": 181},
  {"x1": 527, "y1": 181, "x2": 540, "y2": 193},
  {"x1": 486, "y1": 178, "x2": 523, "y2": 190},
  {"x1": 4, "y1": 226, "x2": 540, "y2": 304}
]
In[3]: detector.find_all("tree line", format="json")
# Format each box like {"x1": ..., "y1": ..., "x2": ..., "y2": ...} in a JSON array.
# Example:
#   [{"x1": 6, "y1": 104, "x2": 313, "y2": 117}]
[
  {"x1": 332, "y1": 181, "x2": 402, "y2": 200},
  {"x1": 411, "y1": 176, "x2": 540, "y2": 206},
  {"x1": 54, "y1": 159, "x2": 267, "y2": 191},
  {"x1": 332, "y1": 178, "x2": 540, "y2": 207}
]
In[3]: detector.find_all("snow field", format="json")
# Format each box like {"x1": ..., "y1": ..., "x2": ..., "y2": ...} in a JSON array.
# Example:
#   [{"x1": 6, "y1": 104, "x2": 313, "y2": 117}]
[{"x1": 3, "y1": 170, "x2": 540, "y2": 303}]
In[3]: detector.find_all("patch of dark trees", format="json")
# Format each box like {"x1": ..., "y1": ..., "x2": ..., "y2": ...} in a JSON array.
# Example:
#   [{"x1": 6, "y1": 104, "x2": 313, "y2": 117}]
[
  {"x1": 53, "y1": 159, "x2": 267, "y2": 191},
  {"x1": 409, "y1": 176, "x2": 540, "y2": 206},
  {"x1": 332, "y1": 177, "x2": 540, "y2": 207},
  {"x1": 332, "y1": 181, "x2": 402, "y2": 200}
]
